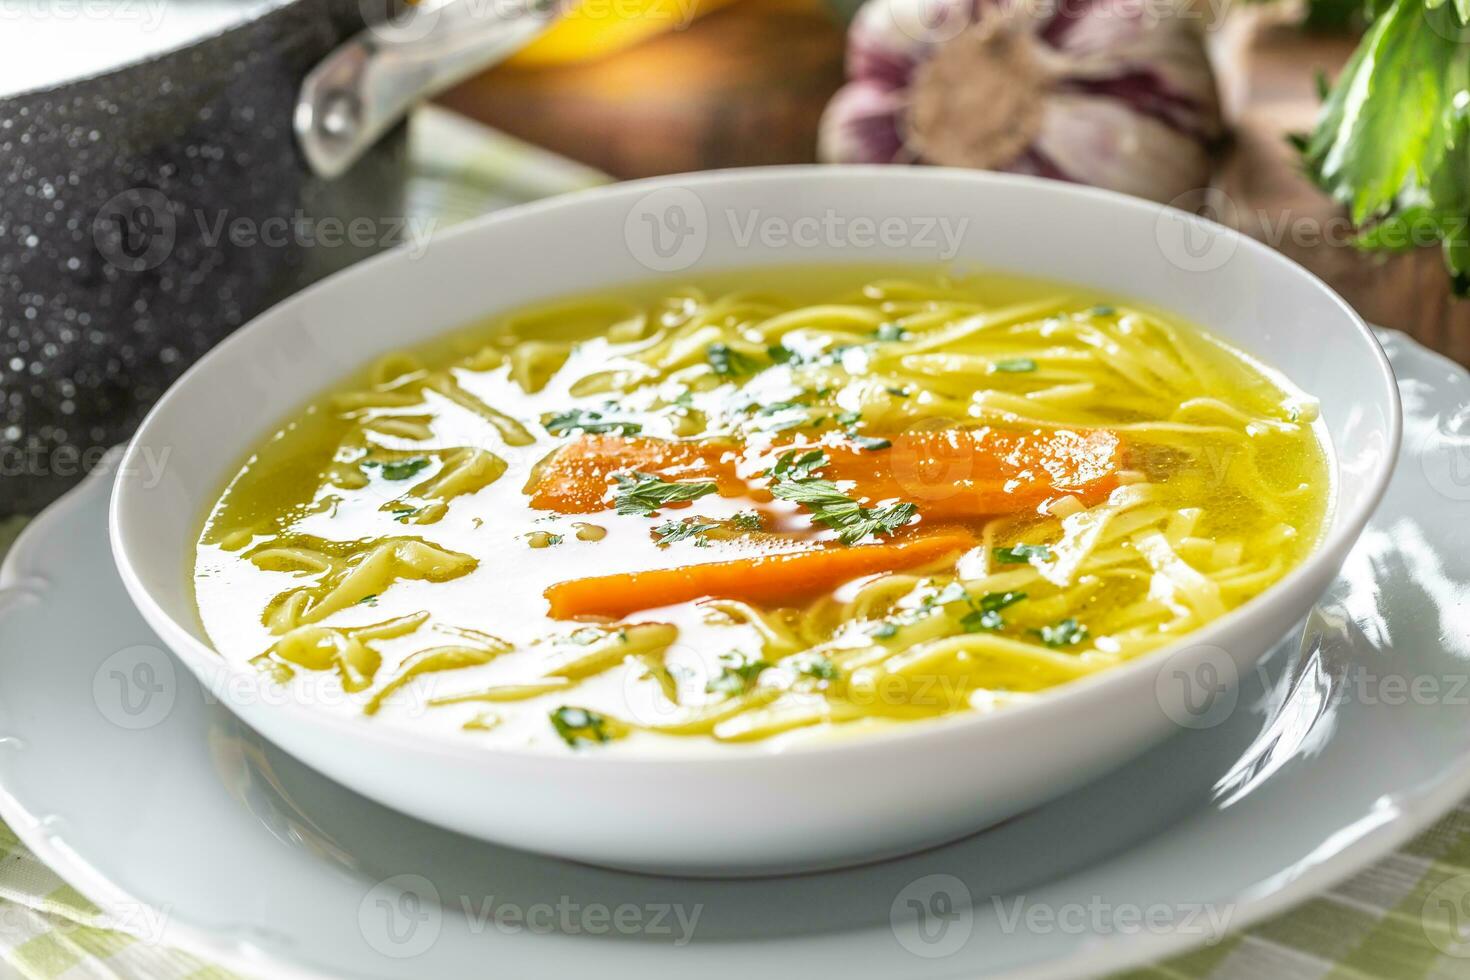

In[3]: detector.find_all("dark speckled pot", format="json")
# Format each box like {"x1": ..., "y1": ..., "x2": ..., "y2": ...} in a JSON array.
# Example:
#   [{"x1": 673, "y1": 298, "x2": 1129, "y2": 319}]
[{"x1": 0, "y1": 0, "x2": 408, "y2": 515}]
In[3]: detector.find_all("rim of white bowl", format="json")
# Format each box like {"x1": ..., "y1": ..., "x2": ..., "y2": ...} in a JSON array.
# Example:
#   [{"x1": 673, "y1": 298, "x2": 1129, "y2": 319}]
[{"x1": 109, "y1": 165, "x2": 1404, "y2": 767}]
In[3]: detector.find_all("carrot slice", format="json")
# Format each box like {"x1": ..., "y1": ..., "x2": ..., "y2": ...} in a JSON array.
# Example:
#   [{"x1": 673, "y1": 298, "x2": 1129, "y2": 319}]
[
  {"x1": 544, "y1": 531, "x2": 975, "y2": 619},
  {"x1": 526, "y1": 435, "x2": 744, "y2": 513},
  {"x1": 823, "y1": 428, "x2": 1121, "y2": 519},
  {"x1": 527, "y1": 428, "x2": 1121, "y2": 518}
]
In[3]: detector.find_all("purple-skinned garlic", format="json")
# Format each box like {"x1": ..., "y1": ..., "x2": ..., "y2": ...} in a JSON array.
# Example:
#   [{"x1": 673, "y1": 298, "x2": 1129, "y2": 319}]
[{"x1": 819, "y1": 0, "x2": 1224, "y2": 204}]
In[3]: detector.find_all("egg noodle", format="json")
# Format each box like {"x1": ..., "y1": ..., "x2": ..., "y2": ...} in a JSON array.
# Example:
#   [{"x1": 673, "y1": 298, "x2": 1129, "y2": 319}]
[{"x1": 195, "y1": 268, "x2": 1328, "y2": 751}]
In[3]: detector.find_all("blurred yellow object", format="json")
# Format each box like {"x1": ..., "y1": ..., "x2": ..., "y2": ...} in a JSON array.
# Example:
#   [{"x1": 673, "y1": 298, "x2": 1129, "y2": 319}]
[{"x1": 508, "y1": 0, "x2": 741, "y2": 66}]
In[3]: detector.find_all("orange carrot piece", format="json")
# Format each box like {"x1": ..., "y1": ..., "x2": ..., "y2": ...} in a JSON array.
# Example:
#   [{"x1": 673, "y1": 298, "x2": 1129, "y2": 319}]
[
  {"x1": 527, "y1": 435, "x2": 744, "y2": 513},
  {"x1": 822, "y1": 428, "x2": 1122, "y2": 519},
  {"x1": 527, "y1": 428, "x2": 1121, "y2": 519},
  {"x1": 544, "y1": 531, "x2": 975, "y2": 619}
]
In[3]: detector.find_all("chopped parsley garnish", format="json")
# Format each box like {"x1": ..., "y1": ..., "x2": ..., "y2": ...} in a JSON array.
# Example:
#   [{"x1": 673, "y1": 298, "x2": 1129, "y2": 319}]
[
  {"x1": 1034, "y1": 618, "x2": 1089, "y2": 649},
  {"x1": 613, "y1": 471, "x2": 718, "y2": 516},
  {"x1": 836, "y1": 409, "x2": 863, "y2": 426},
  {"x1": 875, "y1": 323, "x2": 909, "y2": 341},
  {"x1": 799, "y1": 656, "x2": 839, "y2": 681},
  {"x1": 962, "y1": 608, "x2": 1006, "y2": 632},
  {"x1": 549, "y1": 706, "x2": 615, "y2": 747},
  {"x1": 849, "y1": 434, "x2": 892, "y2": 451},
  {"x1": 767, "y1": 449, "x2": 917, "y2": 545},
  {"x1": 731, "y1": 511, "x2": 765, "y2": 531},
  {"x1": 706, "y1": 342, "x2": 763, "y2": 377},
  {"x1": 769, "y1": 476, "x2": 916, "y2": 545},
  {"x1": 767, "y1": 343, "x2": 800, "y2": 364},
  {"x1": 389, "y1": 505, "x2": 420, "y2": 523},
  {"x1": 992, "y1": 357, "x2": 1038, "y2": 373},
  {"x1": 653, "y1": 519, "x2": 719, "y2": 546},
  {"x1": 1089, "y1": 305, "x2": 1116, "y2": 317},
  {"x1": 771, "y1": 448, "x2": 829, "y2": 480},
  {"x1": 994, "y1": 543, "x2": 1051, "y2": 564},
  {"x1": 871, "y1": 622, "x2": 899, "y2": 639},
  {"x1": 365, "y1": 457, "x2": 430, "y2": 481},
  {"x1": 357, "y1": 593, "x2": 378, "y2": 606},
  {"x1": 544, "y1": 408, "x2": 642, "y2": 436},
  {"x1": 706, "y1": 653, "x2": 770, "y2": 697}
]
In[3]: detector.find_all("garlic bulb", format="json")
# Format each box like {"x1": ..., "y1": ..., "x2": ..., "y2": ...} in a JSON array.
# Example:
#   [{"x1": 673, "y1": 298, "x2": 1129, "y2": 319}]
[{"x1": 819, "y1": 0, "x2": 1224, "y2": 204}]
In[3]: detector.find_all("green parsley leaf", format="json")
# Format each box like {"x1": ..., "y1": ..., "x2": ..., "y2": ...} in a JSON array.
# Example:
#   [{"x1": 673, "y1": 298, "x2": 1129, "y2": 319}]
[
  {"x1": 731, "y1": 511, "x2": 765, "y2": 531},
  {"x1": 979, "y1": 590, "x2": 1028, "y2": 612},
  {"x1": 706, "y1": 343, "x2": 763, "y2": 377},
  {"x1": 613, "y1": 471, "x2": 718, "y2": 516},
  {"x1": 849, "y1": 434, "x2": 892, "y2": 451},
  {"x1": 389, "y1": 505, "x2": 419, "y2": 523},
  {"x1": 871, "y1": 622, "x2": 899, "y2": 639},
  {"x1": 706, "y1": 654, "x2": 770, "y2": 697},
  {"x1": 1089, "y1": 305, "x2": 1116, "y2": 317},
  {"x1": 549, "y1": 706, "x2": 616, "y2": 747},
  {"x1": 994, "y1": 543, "x2": 1051, "y2": 564},
  {"x1": 961, "y1": 608, "x2": 1005, "y2": 633},
  {"x1": 544, "y1": 408, "x2": 642, "y2": 436},
  {"x1": 1301, "y1": 0, "x2": 1470, "y2": 290},
  {"x1": 653, "y1": 519, "x2": 719, "y2": 546},
  {"x1": 798, "y1": 657, "x2": 839, "y2": 681},
  {"x1": 771, "y1": 448, "x2": 829, "y2": 480},
  {"x1": 992, "y1": 358, "x2": 1038, "y2": 373},
  {"x1": 875, "y1": 323, "x2": 909, "y2": 341},
  {"x1": 366, "y1": 457, "x2": 430, "y2": 481},
  {"x1": 1034, "y1": 618, "x2": 1089, "y2": 649}
]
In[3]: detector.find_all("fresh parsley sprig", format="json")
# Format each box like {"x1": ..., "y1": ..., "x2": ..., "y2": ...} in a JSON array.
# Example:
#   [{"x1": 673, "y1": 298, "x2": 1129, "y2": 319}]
[
  {"x1": 613, "y1": 471, "x2": 718, "y2": 516},
  {"x1": 766, "y1": 449, "x2": 917, "y2": 545}
]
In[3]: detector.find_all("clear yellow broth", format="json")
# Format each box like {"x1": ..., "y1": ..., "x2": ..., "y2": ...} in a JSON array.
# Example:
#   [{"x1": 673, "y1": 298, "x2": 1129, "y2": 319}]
[{"x1": 194, "y1": 266, "x2": 1330, "y2": 753}]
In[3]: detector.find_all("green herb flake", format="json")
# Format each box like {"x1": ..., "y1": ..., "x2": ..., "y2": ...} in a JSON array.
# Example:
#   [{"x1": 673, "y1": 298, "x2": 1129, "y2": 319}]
[
  {"x1": 875, "y1": 323, "x2": 909, "y2": 342},
  {"x1": 706, "y1": 654, "x2": 770, "y2": 697},
  {"x1": 849, "y1": 433, "x2": 892, "y2": 451},
  {"x1": 389, "y1": 505, "x2": 419, "y2": 523},
  {"x1": 549, "y1": 706, "x2": 615, "y2": 747},
  {"x1": 1034, "y1": 618, "x2": 1089, "y2": 649},
  {"x1": 1089, "y1": 305, "x2": 1116, "y2": 317},
  {"x1": 871, "y1": 622, "x2": 899, "y2": 639},
  {"x1": 366, "y1": 457, "x2": 430, "y2": 481},
  {"x1": 357, "y1": 593, "x2": 379, "y2": 606},
  {"x1": 544, "y1": 408, "x2": 642, "y2": 436},
  {"x1": 961, "y1": 608, "x2": 1005, "y2": 633},
  {"x1": 994, "y1": 543, "x2": 1051, "y2": 564},
  {"x1": 771, "y1": 448, "x2": 829, "y2": 480},
  {"x1": 706, "y1": 343, "x2": 763, "y2": 377},
  {"x1": 613, "y1": 471, "x2": 718, "y2": 516},
  {"x1": 731, "y1": 511, "x2": 765, "y2": 531},
  {"x1": 992, "y1": 357, "x2": 1038, "y2": 373},
  {"x1": 799, "y1": 657, "x2": 839, "y2": 682},
  {"x1": 654, "y1": 519, "x2": 719, "y2": 546}
]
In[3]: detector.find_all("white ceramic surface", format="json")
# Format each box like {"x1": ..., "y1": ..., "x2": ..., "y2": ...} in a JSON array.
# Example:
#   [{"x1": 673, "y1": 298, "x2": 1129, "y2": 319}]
[
  {"x1": 1, "y1": 330, "x2": 1466, "y2": 978},
  {"x1": 108, "y1": 168, "x2": 1400, "y2": 874}
]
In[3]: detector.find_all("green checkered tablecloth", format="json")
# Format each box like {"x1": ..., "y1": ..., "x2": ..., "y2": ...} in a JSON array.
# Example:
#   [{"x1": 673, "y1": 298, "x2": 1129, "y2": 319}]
[{"x1": 2, "y1": 107, "x2": 1469, "y2": 980}]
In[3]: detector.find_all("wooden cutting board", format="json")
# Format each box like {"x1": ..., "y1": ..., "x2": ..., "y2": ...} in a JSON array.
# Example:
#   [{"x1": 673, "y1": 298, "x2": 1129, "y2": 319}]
[{"x1": 442, "y1": 10, "x2": 1470, "y2": 366}]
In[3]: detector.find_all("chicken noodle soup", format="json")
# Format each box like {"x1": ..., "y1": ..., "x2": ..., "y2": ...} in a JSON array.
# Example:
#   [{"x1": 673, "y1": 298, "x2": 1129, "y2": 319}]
[{"x1": 194, "y1": 267, "x2": 1329, "y2": 751}]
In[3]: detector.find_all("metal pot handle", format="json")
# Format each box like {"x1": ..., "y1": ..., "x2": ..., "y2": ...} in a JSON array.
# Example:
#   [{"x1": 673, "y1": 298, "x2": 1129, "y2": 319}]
[{"x1": 295, "y1": 0, "x2": 563, "y2": 179}]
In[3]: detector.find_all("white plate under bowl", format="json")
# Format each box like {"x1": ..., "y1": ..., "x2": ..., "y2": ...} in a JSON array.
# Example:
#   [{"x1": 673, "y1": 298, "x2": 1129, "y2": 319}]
[
  {"x1": 1, "y1": 330, "x2": 1464, "y2": 977},
  {"x1": 109, "y1": 167, "x2": 1399, "y2": 874}
]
